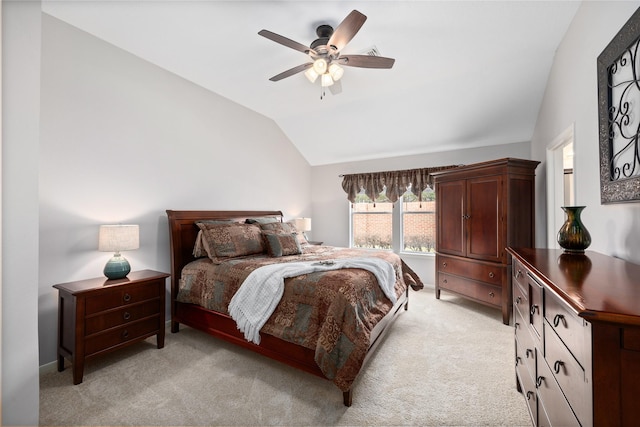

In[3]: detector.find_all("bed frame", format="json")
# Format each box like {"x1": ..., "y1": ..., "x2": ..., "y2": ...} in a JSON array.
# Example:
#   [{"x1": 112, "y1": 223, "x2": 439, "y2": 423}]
[{"x1": 166, "y1": 210, "x2": 409, "y2": 406}]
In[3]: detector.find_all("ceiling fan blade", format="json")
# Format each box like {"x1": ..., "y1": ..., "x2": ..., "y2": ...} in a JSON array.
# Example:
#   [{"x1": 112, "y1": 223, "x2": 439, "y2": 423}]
[
  {"x1": 338, "y1": 55, "x2": 395, "y2": 69},
  {"x1": 328, "y1": 10, "x2": 367, "y2": 51},
  {"x1": 259, "y1": 29, "x2": 313, "y2": 55},
  {"x1": 269, "y1": 63, "x2": 313, "y2": 82},
  {"x1": 328, "y1": 79, "x2": 342, "y2": 95}
]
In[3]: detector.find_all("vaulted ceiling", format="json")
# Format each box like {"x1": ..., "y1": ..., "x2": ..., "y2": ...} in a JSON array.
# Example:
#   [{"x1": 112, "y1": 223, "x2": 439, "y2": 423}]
[{"x1": 42, "y1": 1, "x2": 580, "y2": 166}]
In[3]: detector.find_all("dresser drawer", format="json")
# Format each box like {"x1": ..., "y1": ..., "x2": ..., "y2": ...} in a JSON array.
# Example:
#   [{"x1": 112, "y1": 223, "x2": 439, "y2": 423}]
[
  {"x1": 545, "y1": 291, "x2": 589, "y2": 368},
  {"x1": 512, "y1": 258, "x2": 527, "y2": 294},
  {"x1": 85, "y1": 282, "x2": 160, "y2": 314},
  {"x1": 437, "y1": 255, "x2": 503, "y2": 286},
  {"x1": 516, "y1": 359, "x2": 538, "y2": 424},
  {"x1": 545, "y1": 324, "x2": 589, "y2": 424},
  {"x1": 438, "y1": 273, "x2": 502, "y2": 306},
  {"x1": 515, "y1": 307, "x2": 536, "y2": 379},
  {"x1": 512, "y1": 277, "x2": 528, "y2": 320},
  {"x1": 85, "y1": 299, "x2": 161, "y2": 335},
  {"x1": 536, "y1": 351, "x2": 580, "y2": 427},
  {"x1": 84, "y1": 316, "x2": 160, "y2": 356},
  {"x1": 528, "y1": 274, "x2": 544, "y2": 342}
]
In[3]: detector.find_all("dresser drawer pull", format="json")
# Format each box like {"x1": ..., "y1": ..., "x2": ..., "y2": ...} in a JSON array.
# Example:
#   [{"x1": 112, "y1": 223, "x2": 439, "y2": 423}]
[
  {"x1": 122, "y1": 330, "x2": 130, "y2": 339},
  {"x1": 489, "y1": 292, "x2": 495, "y2": 298},
  {"x1": 489, "y1": 272, "x2": 495, "y2": 278},
  {"x1": 514, "y1": 322, "x2": 520, "y2": 329},
  {"x1": 123, "y1": 293, "x2": 132, "y2": 302},
  {"x1": 526, "y1": 391, "x2": 534, "y2": 401},
  {"x1": 516, "y1": 269, "x2": 523, "y2": 278},
  {"x1": 530, "y1": 304, "x2": 538, "y2": 316},
  {"x1": 516, "y1": 356, "x2": 522, "y2": 366},
  {"x1": 443, "y1": 279, "x2": 448, "y2": 284},
  {"x1": 442, "y1": 262, "x2": 447, "y2": 268},
  {"x1": 515, "y1": 296, "x2": 522, "y2": 305},
  {"x1": 553, "y1": 314, "x2": 566, "y2": 328},
  {"x1": 123, "y1": 312, "x2": 131, "y2": 321},
  {"x1": 536, "y1": 376, "x2": 545, "y2": 388},
  {"x1": 526, "y1": 348, "x2": 534, "y2": 359},
  {"x1": 553, "y1": 360, "x2": 564, "y2": 374}
]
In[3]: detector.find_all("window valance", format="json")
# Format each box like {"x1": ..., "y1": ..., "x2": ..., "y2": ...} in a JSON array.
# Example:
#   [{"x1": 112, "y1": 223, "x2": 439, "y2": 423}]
[{"x1": 341, "y1": 165, "x2": 461, "y2": 203}]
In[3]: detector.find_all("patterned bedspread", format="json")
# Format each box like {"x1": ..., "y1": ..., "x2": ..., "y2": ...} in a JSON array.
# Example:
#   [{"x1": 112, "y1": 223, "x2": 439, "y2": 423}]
[{"x1": 177, "y1": 245, "x2": 423, "y2": 391}]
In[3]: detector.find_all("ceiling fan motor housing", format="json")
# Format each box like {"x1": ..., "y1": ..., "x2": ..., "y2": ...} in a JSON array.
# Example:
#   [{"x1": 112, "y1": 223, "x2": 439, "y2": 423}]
[{"x1": 310, "y1": 24, "x2": 334, "y2": 51}]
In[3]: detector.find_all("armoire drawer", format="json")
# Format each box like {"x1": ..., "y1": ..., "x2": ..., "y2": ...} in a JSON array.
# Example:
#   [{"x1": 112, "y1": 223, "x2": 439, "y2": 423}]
[
  {"x1": 437, "y1": 255, "x2": 503, "y2": 286},
  {"x1": 438, "y1": 273, "x2": 502, "y2": 306}
]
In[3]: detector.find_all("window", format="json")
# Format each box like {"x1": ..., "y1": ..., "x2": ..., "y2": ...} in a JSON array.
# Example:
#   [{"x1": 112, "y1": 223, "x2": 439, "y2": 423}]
[{"x1": 350, "y1": 185, "x2": 436, "y2": 254}]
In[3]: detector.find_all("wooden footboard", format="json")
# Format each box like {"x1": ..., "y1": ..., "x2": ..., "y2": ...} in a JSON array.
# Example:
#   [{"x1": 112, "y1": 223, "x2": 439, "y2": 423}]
[{"x1": 166, "y1": 210, "x2": 409, "y2": 407}]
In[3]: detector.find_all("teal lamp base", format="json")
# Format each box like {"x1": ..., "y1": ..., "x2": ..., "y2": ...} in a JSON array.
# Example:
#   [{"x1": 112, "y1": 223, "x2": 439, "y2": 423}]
[{"x1": 104, "y1": 253, "x2": 131, "y2": 280}]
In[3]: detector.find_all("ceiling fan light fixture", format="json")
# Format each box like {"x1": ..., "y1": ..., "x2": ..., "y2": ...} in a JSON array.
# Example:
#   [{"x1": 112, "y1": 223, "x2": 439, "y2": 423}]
[
  {"x1": 313, "y1": 58, "x2": 328, "y2": 74},
  {"x1": 304, "y1": 67, "x2": 319, "y2": 83},
  {"x1": 329, "y1": 63, "x2": 344, "y2": 81},
  {"x1": 321, "y1": 73, "x2": 334, "y2": 87}
]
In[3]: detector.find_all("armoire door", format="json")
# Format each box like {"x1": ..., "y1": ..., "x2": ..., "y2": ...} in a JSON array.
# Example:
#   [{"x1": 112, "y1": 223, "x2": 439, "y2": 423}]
[
  {"x1": 436, "y1": 180, "x2": 465, "y2": 256},
  {"x1": 466, "y1": 176, "x2": 503, "y2": 262}
]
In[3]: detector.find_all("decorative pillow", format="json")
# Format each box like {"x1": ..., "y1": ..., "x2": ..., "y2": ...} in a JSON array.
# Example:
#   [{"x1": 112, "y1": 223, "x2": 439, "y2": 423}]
[
  {"x1": 262, "y1": 232, "x2": 302, "y2": 257},
  {"x1": 245, "y1": 217, "x2": 280, "y2": 224},
  {"x1": 196, "y1": 222, "x2": 265, "y2": 262},
  {"x1": 193, "y1": 220, "x2": 235, "y2": 258},
  {"x1": 260, "y1": 221, "x2": 309, "y2": 246}
]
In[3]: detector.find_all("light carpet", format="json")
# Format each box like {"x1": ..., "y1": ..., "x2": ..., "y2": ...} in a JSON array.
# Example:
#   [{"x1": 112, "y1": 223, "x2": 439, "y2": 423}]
[{"x1": 39, "y1": 287, "x2": 531, "y2": 426}]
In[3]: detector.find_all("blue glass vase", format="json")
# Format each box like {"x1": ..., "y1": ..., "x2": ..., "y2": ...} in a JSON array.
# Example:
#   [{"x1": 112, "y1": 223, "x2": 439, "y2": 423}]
[{"x1": 557, "y1": 206, "x2": 591, "y2": 253}]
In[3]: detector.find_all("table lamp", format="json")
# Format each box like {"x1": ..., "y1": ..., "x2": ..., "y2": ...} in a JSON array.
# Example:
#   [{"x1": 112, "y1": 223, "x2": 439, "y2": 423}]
[
  {"x1": 98, "y1": 224, "x2": 139, "y2": 279},
  {"x1": 293, "y1": 217, "x2": 311, "y2": 240}
]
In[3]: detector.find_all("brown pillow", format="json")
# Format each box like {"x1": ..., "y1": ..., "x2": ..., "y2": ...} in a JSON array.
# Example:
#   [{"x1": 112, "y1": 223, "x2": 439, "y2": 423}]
[
  {"x1": 196, "y1": 222, "x2": 265, "y2": 263},
  {"x1": 262, "y1": 232, "x2": 302, "y2": 257},
  {"x1": 260, "y1": 221, "x2": 309, "y2": 246}
]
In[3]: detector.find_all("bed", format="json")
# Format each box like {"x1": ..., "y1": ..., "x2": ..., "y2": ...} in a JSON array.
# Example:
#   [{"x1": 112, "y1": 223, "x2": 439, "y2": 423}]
[{"x1": 166, "y1": 210, "x2": 423, "y2": 406}]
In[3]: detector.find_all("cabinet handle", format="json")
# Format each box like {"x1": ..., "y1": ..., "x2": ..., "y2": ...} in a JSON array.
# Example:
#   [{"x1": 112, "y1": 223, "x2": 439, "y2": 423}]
[
  {"x1": 442, "y1": 262, "x2": 447, "y2": 268},
  {"x1": 516, "y1": 270, "x2": 523, "y2": 278},
  {"x1": 515, "y1": 296, "x2": 522, "y2": 305},
  {"x1": 526, "y1": 391, "x2": 534, "y2": 401},
  {"x1": 553, "y1": 360, "x2": 564, "y2": 374},
  {"x1": 516, "y1": 356, "x2": 522, "y2": 366},
  {"x1": 489, "y1": 292, "x2": 495, "y2": 298},
  {"x1": 122, "y1": 330, "x2": 130, "y2": 339},
  {"x1": 123, "y1": 312, "x2": 131, "y2": 321},
  {"x1": 553, "y1": 314, "x2": 565, "y2": 328},
  {"x1": 536, "y1": 376, "x2": 545, "y2": 388},
  {"x1": 443, "y1": 279, "x2": 448, "y2": 284},
  {"x1": 530, "y1": 304, "x2": 538, "y2": 316},
  {"x1": 123, "y1": 293, "x2": 132, "y2": 302},
  {"x1": 489, "y1": 272, "x2": 495, "y2": 278},
  {"x1": 514, "y1": 322, "x2": 520, "y2": 329},
  {"x1": 526, "y1": 348, "x2": 534, "y2": 359}
]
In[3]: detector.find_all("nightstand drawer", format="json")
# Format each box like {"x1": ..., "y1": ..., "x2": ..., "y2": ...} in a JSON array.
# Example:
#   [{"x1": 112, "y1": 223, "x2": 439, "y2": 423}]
[
  {"x1": 438, "y1": 255, "x2": 503, "y2": 286},
  {"x1": 439, "y1": 273, "x2": 502, "y2": 306},
  {"x1": 85, "y1": 282, "x2": 160, "y2": 314},
  {"x1": 84, "y1": 316, "x2": 160, "y2": 356},
  {"x1": 85, "y1": 299, "x2": 161, "y2": 335}
]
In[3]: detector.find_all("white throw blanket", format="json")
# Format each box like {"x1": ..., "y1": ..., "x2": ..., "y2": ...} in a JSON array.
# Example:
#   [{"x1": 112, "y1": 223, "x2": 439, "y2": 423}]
[{"x1": 228, "y1": 257, "x2": 397, "y2": 344}]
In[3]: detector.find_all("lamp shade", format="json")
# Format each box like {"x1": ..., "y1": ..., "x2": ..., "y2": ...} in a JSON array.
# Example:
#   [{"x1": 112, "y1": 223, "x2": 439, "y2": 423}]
[
  {"x1": 293, "y1": 218, "x2": 312, "y2": 232},
  {"x1": 98, "y1": 225, "x2": 139, "y2": 252},
  {"x1": 98, "y1": 225, "x2": 139, "y2": 280}
]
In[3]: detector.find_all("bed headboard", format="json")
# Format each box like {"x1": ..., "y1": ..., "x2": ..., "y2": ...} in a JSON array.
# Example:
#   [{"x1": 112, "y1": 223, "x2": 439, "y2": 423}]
[{"x1": 165, "y1": 210, "x2": 284, "y2": 301}]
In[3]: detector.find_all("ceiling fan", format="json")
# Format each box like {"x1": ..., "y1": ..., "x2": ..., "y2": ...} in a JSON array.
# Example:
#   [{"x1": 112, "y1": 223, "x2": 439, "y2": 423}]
[{"x1": 258, "y1": 10, "x2": 395, "y2": 94}]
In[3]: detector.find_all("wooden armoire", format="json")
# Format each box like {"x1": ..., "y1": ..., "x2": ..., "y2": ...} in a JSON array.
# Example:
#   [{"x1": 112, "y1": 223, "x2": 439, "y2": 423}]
[{"x1": 431, "y1": 158, "x2": 539, "y2": 324}]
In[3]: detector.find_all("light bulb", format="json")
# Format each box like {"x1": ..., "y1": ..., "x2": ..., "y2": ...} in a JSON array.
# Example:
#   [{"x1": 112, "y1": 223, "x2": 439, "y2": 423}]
[
  {"x1": 313, "y1": 58, "x2": 328, "y2": 74},
  {"x1": 329, "y1": 64, "x2": 344, "y2": 81},
  {"x1": 321, "y1": 73, "x2": 334, "y2": 87},
  {"x1": 305, "y1": 67, "x2": 319, "y2": 83}
]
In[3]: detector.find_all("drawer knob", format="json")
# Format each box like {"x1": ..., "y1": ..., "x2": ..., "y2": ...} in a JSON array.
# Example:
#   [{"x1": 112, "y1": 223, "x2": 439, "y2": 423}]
[
  {"x1": 530, "y1": 304, "x2": 538, "y2": 316},
  {"x1": 526, "y1": 348, "x2": 534, "y2": 359},
  {"x1": 536, "y1": 376, "x2": 545, "y2": 388},
  {"x1": 489, "y1": 272, "x2": 495, "y2": 278},
  {"x1": 553, "y1": 314, "x2": 565, "y2": 328},
  {"x1": 443, "y1": 279, "x2": 448, "y2": 284},
  {"x1": 553, "y1": 360, "x2": 564, "y2": 374},
  {"x1": 123, "y1": 293, "x2": 131, "y2": 302},
  {"x1": 516, "y1": 270, "x2": 523, "y2": 278},
  {"x1": 442, "y1": 262, "x2": 447, "y2": 268},
  {"x1": 515, "y1": 296, "x2": 522, "y2": 305},
  {"x1": 122, "y1": 330, "x2": 130, "y2": 339},
  {"x1": 488, "y1": 292, "x2": 495, "y2": 298},
  {"x1": 123, "y1": 312, "x2": 131, "y2": 321}
]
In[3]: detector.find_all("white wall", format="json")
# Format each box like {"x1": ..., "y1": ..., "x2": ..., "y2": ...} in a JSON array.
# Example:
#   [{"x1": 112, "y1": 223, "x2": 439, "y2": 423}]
[
  {"x1": 310, "y1": 142, "x2": 532, "y2": 284},
  {"x1": 38, "y1": 15, "x2": 312, "y2": 366},
  {"x1": 531, "y1": 1, "x2": 640, "y2": 263},
  {"x1": 2, "y1": 1, "x2": 42, "y2": 425}
]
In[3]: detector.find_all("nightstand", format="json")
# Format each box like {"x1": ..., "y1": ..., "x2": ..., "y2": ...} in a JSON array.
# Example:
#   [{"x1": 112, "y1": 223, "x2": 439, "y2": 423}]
[{"x1": 53, "y1": 269, "x2": 169, "y2": 384}]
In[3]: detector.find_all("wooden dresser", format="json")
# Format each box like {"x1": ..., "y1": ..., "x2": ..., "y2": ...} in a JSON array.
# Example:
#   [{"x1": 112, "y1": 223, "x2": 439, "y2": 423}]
[
  {"x1": 54, "y1": 269, "x2": 169, "y2": 384},
  {"x1": 508, "y1": 248, "x2": 640, "y2": 426},
  {"x1": 432, "y1": 158, "x2": 539, "y2": 324}
]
